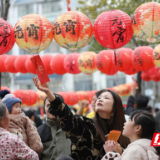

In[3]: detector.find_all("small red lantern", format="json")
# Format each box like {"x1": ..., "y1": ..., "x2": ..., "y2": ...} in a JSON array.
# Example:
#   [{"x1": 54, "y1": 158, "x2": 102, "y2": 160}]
[
  {"x1": 13, "y1": 90, "x2": 25, "y2": 104},
  {"x1": 67, "y1": 92, "x2": 79, "y2": 106},
  {"x1": 1, "y1": 86, "x2": 11, "y2": 92},
  {"x1": 0, "y1": 55, "x2": 8, "y2": 72},
  {"x1": 132, "y1": 46, "x2": 154, "y2": 71},
  {"x1": 151, "y1": 72, "x2": 160, "y2": 82},
  {"x1": 25, "y1": 56, "x2": 36, "y2": 74},
  {"x1": 115, "y1": 48, "x2": 133, "y2": 72},
  {"x1": 0, "y1": 19, "x2": 15, "y2": 55},
  {"x1": 78, "y1": 51, "x2": 97, "y2": 74},
  {"x1": 50, "y1": 54, "x2": 67, "y2": 75},
  {"x1": 5, "y1": 55, "x2": 18, "y2": 73},
  {"x1": 125, "y1": 67, "x2": 138, "y2": 75},
  {"x1": 14, "y1": 55, "x2": 29, "y2": 73},
  {"x1": 64, "y1": 53, "x2": 81, "y2": 74},
  {"x1": 96, "y1": 50, "x2": 117, "y2": 75},
  {"x1": 41, "y1": 54, "x2": 54, "y2": 75},
  {"x1": 93, "y1": 10, "x2": 133, "y2": 49},
  {"x1": 141, "y1": 72, "x2": 151, "y2": 81}
]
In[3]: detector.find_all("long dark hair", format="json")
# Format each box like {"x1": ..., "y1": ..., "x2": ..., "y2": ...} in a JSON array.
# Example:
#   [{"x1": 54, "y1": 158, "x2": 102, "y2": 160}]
[
  {"x1": 130, "y1": 110, "x2": 160, "y2": 155},
  {"x1": 94, "y1": 89, "x2": 130, "y2": 148}
]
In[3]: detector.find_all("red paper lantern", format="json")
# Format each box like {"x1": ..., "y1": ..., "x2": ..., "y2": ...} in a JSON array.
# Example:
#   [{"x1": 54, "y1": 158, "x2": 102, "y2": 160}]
[
  {"x1": 141, "y1": 72, "x2": 151, "y2": 81},
  {"x1": 41, "y1": 54, "x2": 54, "y2": 75},
  {"x1": 5, "y1": 55, "x2": 18, "y2": 73},
  {"x1": 14, "y1": 55, "x2": 29, "y2": 73},
  {"x1": 25, "y1": 56, "x2": 36, "y2": 74},
  {"x1": 0, "y1": 55, "x2": 8, "y2": 72},
  {"x1": 50, "y1": 54, "x2": 67, "y2": 75},
  {"x1": 93, "y1": 10, "x2": 133, "y2": 49},
  {"x1": 151, "y1": 72, "x2": 160, "y2": 82},
  {"x1": 96, "y1": 50, "x2": 117, "y2": 75},
  {"x1": 132, "y1": 46, "x2": 154, "y2": 71},
  {"x1": 0, "y1": 19, "x2": 15, "y2": 55},
  {"x1": 125, "y1": 67, "x2": 138, "y2": 75},
  {"x1": 64, "y1": 53, "x2": 81, "y2": 74},
  {"x1": 25, "y1": 90, "x2": 38, "y2": 106},
  {"x1": 115, "y1": 48, "x2": 133, "y2": 72},
  {"x1": 67, "y1": 92, "x2": 79, "y2": 106}
]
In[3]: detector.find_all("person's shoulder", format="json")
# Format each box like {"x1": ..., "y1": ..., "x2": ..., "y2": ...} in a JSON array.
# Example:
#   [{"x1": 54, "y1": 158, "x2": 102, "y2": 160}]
[{"x1": 38, "y1": 123, "x2": 50, "y2": 134}]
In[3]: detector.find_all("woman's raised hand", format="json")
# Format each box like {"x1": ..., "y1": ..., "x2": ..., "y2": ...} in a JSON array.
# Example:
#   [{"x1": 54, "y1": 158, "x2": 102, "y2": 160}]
[{"x1": 32, "y1": 77, "x2": 50, "y2": 93}]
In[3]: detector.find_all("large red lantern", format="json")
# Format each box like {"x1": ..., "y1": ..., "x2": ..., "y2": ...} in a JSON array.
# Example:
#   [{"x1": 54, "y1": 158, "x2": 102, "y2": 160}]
[
  {"x1": 132, "y1": 46, "x2": 154, "y2": 71},
  {"x1": 5, "y1": 55, "x2": 18, "y2": 73},
  {"x1": 14, "y1": 14, "x2": 53, "y2": 53},
  {"x1": 64, "y1": 53, "x2": 81, "y2": 74},
  {"x1": 25, "y1": 56, "x2": 36, "y2": 74},
  {"x1": 41, "y1": 54, "x2": 54, "y2": 75},
  {"x1": 50, "y1": 54, "x2": 67, "y2": 75},
  {"x1": 0, "y1": 55, "x2": 8, "y2": 72},
  {"x1": 14, "y1": 55, "x2": 29, "y2": 73},
  {"x1": 78, "y1": 51, "x2": 97, "y2": 74},
  {"x1": 132, "y1": 2, "x2": 160, "y2": 43},
  {"x1": 93, "y1": 10, "x2": 133, "y2": 49},
  {"x1": 115, "y1": 48, "x2": 133, "y2": 72},
  {"x1": 141, "y1": 72, "x2": 151, "y2": 81},
  {"x1": 0, "y1": 19, "x2": 15, "y2": 55},
  {"x1": 125, "y1": 66, "x2": 138, "y2": 75},
  {"x1": 53, "y1": 11, "x2": 93, "y2": 51},
  {"x1": 12, "y1": 90, "x2": 25, "y2": 104},
  {"x1": 96, "y1": 50, "x2": 117, "y2": 75}
]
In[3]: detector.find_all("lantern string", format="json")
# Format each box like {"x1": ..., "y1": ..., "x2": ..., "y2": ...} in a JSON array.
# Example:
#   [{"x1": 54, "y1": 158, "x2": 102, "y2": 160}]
[{"x1": 114, "y1": 50, "x2": 118, "y2": 81}]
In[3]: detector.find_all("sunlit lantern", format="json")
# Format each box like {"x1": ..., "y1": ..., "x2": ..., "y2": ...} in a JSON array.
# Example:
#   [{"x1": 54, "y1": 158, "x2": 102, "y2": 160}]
[
  {"x1": 25, "y1": 56, "x2": 36, "y2": 74},
  {"x1": 78, "y1": 51, "x2": 97, "y2": 74},
  {"x1": 153, "y1": 44, "x2": 160, "y2": 67},
  {"x1": 93, "y1": 10, "x2": 133, "y2": 49},
  {"x1": 53, "y1": 11, "x2": 93, "y2": 51},
  {"x1": 5, "y1": 55, "x2": 18, "y2": 73},
  {"x1": 131, "y1": 2, "x2": 160, "y2": 43},
  {"x1": 0, "y1": 55, "x2": 8, "y2": 72},
  {"x1": 14, "y1": 14, "x2": 53, "y2": 53},
  {"x1": 0, "y1": 18, "x2": 15, "y2": 55}
]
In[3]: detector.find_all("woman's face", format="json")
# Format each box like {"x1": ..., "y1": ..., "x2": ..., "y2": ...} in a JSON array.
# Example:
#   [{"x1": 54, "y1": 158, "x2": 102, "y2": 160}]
[
  {"x1": 91, "y1": 95, "x2": 97, "y2": 112},
  {"x1": 11, "y1": 102, "x2": 21, "y2": 115},
  {"x1": 95, "y1": 91, "x2": 114, "y2": 119},
  {"x1": 0, "y1": 108, "x2": 10, "y2": 129}
]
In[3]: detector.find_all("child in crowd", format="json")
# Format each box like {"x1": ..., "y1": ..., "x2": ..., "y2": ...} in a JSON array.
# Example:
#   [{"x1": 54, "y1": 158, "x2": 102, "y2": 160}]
[
  {"x1": 2, "y1": 95, "x2": 43, "y2": 154},
  {"x1": 102, "y1": 110, "x2": 160, "y2": 160}
]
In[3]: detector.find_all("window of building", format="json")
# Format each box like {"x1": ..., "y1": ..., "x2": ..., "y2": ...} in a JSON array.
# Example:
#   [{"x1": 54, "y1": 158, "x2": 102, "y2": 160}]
[
  {"x1": 74, "y1": 79, "x2": 92, "y2": 91},
  {"x1": 107, "y1": 75, "x2": 126, "y2": 88},
  {"x1": 19, "y1": 48, "x2": 29, "y2": 55},
  {"x1": 42, "y1": 1, "x2": 61, "y2": 14},
  {"x1": 18, "y1": 4, "x2": 34, "y2": 17}
]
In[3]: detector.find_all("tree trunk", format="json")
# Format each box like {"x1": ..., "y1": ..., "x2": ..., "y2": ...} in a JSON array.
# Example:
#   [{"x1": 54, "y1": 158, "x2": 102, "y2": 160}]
[{"x1": 0, "y1": 0, "x2": 10, "y2": 91}]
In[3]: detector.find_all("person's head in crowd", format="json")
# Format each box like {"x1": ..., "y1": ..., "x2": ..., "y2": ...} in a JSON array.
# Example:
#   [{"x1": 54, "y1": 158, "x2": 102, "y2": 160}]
[
  {"x1": 0, "y1": 90, "x2": 10, "y2": 100},
  {"x1": 123, "y1": 110, "x2": 160, "y2": 154},
  {"x1": 56, "y1": 155, "x2": 74, "y2": 160},
  {"x1": 0, "y1": 102, "x2": 10, "y2": 129},
  {"x1": 145, "y1": 106, "x2": 152, "y2": 113},
  {"x1": 25, "y1": 110, "x2": 35, "y2": 121},
  {"x1": 3, "y1": 97, "x2": 22, "y2": 115},
  {"x1": 155, "y1": 108, "x2": 159, "y2": 114},
  {"x1": 44, "y1": 93, "x2": 64, "y2": 120},
  {"x1": 94, "y1": 89, "x2": 129, "y2": 148},
  {"x1": 135, "y1": 95, "x2": 149, "y2": 109},
  {"x1": 91, "y1": 93, "x2": 97, "y2": 112}
]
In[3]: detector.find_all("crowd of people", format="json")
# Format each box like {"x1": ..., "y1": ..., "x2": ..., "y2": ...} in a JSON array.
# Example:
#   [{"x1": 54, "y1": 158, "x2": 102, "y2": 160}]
[{"x1": 0, "y1": 78, "x2": 160, "y2": 160}]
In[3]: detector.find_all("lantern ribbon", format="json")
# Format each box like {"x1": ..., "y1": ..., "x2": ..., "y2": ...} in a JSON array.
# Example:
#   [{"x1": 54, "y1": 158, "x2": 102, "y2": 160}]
[{"x1": 67, "y1": 0, "x2": 71, "y2": 11}]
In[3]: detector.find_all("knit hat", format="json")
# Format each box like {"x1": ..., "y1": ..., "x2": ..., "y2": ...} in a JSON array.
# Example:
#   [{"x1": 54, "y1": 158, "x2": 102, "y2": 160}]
[
  {"x1": 3, "y1": 97, "x2": 22, "y2": 113},
  {"x1": 0, "y1": 90, "x2": 10, "y2": 99},
  {"x1": 1, "y1": 94, "x2": 15, "y2": 102}
]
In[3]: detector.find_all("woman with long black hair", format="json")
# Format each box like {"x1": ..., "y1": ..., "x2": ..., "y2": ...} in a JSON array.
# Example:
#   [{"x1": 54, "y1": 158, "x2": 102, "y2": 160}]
[{"x1": 33, "y1": 77, "x2": 130, "y2": 160}]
